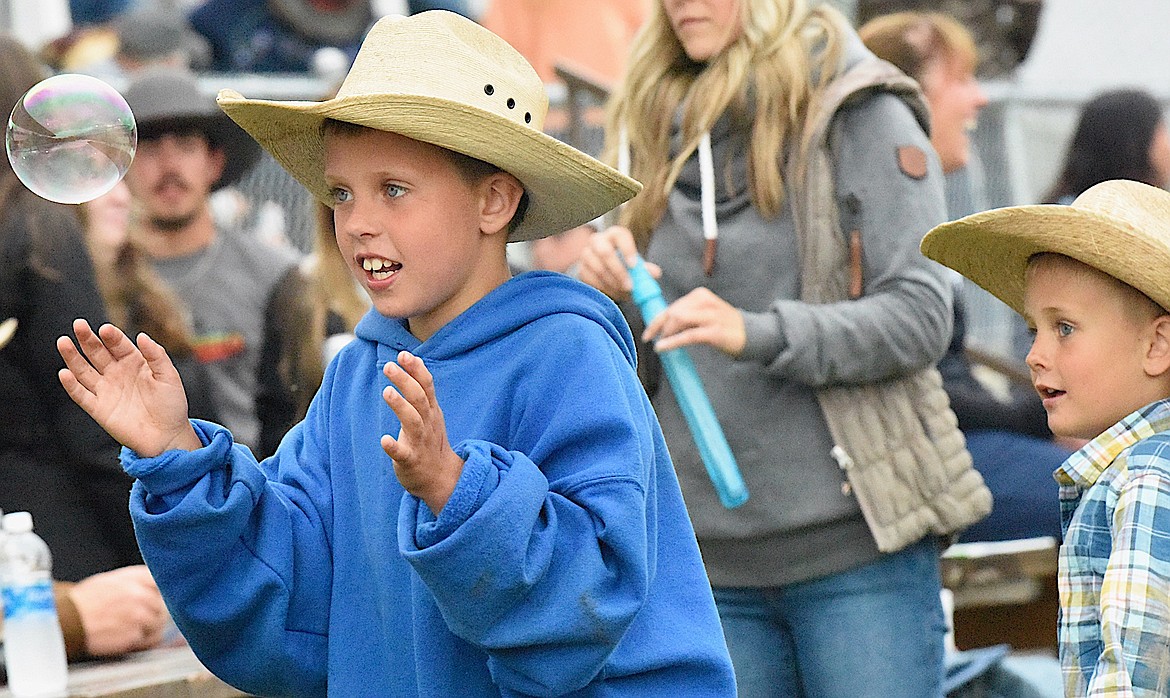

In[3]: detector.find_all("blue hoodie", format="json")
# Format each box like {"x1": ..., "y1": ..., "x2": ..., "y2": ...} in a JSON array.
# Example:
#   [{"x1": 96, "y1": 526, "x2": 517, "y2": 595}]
[{"x1": 121, "y1": 272, "x2": 735, "y2": 697}]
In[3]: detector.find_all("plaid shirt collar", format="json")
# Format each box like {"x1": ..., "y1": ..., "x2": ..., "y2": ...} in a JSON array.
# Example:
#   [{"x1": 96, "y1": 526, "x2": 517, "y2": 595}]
[{"x1": 1056, "y1": 399, "x2": 1170, "y2": 489}]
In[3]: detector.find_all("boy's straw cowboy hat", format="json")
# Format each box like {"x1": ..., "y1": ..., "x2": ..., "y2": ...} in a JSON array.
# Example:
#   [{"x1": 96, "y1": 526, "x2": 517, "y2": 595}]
[
  {"x1": 921, "y1": 179, "x2": 1170, "y2": 315},
  {"x1": 215, "y1": 10, "x2": 641, "y2": 242},
  {"x1": 123, "y1": 67, "x2": 260, "y2": 190}
]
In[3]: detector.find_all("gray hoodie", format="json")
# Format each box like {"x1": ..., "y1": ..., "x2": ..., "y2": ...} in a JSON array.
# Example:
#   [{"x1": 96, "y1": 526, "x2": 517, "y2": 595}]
[{"x1": 644, "y1": 39, "x2": 952, "y2": 587}]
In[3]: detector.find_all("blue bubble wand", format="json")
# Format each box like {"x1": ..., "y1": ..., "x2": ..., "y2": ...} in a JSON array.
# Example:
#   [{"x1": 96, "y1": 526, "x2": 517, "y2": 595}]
[{"x1": 629, "y1": 256, "x2": 748, "y2": 509}]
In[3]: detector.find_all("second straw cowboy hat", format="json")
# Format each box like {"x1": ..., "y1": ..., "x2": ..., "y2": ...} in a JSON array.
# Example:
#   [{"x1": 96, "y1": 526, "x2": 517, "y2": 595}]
[
  {"x1": 921, "y1": 179, "x2": 1170, "y2": 315},
  {"x1": 215, "y1": 10, "x2": 641, "y2": 243},
  {"x1": 123, "y1": 67, "x2": 261, "y2": 190}
]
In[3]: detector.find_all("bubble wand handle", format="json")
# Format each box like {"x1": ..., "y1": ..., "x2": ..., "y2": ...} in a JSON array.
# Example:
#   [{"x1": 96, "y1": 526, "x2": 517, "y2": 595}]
[{"x1": 629, "y1": 256, "x2": 748, "y2": 509}]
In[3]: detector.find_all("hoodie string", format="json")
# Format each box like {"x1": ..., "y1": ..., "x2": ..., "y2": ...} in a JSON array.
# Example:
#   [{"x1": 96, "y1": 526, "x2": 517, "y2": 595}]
[
  {"x1": 697, "y1": 131, "x2": 718, "y2": 276},
  {"x1": 618, "y1": 127, "x2": 719, "y2": 277}
]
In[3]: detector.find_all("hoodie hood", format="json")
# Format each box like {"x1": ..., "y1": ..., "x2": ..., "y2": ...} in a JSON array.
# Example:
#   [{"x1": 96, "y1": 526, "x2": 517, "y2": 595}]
[{"x1": 353, "y1": 270, "x2": 636, "y2": 366}]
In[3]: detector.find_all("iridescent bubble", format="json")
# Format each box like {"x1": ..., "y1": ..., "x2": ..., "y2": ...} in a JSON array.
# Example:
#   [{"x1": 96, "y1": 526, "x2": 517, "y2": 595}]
[{"x1": 6, "y1": 74, "x2": 136, "y2": 205}]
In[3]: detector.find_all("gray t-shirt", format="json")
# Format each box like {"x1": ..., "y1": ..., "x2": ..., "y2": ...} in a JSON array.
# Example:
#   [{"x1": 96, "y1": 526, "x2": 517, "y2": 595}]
[{"x1": 152, "y1": 227, "x2": 299, "y2": 450}]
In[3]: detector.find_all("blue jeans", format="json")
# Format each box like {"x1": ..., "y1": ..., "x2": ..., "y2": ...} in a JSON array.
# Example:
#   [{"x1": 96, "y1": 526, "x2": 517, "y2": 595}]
[
  {"x1": 713, "y1": 536, "x2": 946, "y2": 697},
  {"x1": 959, "y1": 429, "x2": 1068, "y2": 543}
]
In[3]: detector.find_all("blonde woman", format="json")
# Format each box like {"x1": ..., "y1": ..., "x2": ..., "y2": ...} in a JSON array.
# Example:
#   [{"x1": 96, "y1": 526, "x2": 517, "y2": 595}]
[{"x1": 578, "y1": 0, "x2": 989, "y2": 694}]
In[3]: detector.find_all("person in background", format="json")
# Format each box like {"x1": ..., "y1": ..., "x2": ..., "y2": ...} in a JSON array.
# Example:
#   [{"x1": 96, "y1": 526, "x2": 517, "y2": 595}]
[
  {"x1": 1044, "y1": 88, "x2": 1170, "y2": 206},
  {"x1": 578, "y1": 0, "x2": 990, "y2": 694},
  {"x1": 53, "y1": 565, "x2": 170, "y2": 661},
  {"x1": 187, "y1": 0, "x2": 372, "y2": 73},
  {"x1": 121, "y1": 66, "x2": 304, "y2": 459},
  {"x1": 78, "y1": 182, "x2": 220, "y2": 424},
  {"x1": 255, "y1": 203, "x2": 368, "y2": 457},
  {"x1": 861, "y1": 11, "x2": 1068, "y2": 543},
  {"x1": 0, "y1": 34, "x2": 171, "y2": 659},
  {"x1": 0, "y1": 34, "x2": 142, "y2": 583}
]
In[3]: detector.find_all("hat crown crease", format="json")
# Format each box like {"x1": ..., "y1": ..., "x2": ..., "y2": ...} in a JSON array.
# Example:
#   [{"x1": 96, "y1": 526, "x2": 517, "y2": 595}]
[{"x1": 335, "y1": 15, "x2": 548, "y2": 132}]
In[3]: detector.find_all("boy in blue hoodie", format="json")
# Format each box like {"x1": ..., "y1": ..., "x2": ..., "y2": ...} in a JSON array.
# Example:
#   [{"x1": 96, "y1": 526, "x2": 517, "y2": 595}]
[{"x1": 55, "y1": 11, "x2": 736, "y2": 698}]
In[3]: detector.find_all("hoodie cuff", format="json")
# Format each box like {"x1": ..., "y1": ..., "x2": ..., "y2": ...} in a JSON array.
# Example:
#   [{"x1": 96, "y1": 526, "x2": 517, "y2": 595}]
[
  {"x1": 120, "y1": 420, "x2": 229, "y2": 496},
  {"x1": 409, "y1": 440, "x2": 497, "y2": 549},
  {"x1": 738, "y1": 308, "x2": 788, "y2": 363}
]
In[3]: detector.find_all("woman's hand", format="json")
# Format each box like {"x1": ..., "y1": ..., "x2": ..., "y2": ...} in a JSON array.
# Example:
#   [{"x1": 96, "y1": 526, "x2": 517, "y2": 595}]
[
  {"x1": 576, "y1": 225, "x2": 661, "y2": 302},
  {"x1": 644, "y1": 287, "x2": 747, "y2": 357},
  {"x1": 381, "y1": 351, "x2": 464, "y2": 514},
  {"x1": 56, "y1": 319, "x2": 200, "y2": 457}
]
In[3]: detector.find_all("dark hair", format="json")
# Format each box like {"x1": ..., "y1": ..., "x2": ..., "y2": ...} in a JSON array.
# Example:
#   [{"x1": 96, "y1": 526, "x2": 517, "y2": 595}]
[
  {"x1": 0, "y1": 35, "x2": 47, "y2": 210},
  {"x1": 1045, "y1": 89, "x2": 1166, "y2": 203},
  {"x1": 320, "y1": 119, "x2": 529, "y2": 233}
]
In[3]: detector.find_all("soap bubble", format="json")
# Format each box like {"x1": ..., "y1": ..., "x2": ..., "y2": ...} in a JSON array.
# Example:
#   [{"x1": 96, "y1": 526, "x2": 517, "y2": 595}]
[{"x1": 6, "y1": 74, "x2": 136, "y2": 205}]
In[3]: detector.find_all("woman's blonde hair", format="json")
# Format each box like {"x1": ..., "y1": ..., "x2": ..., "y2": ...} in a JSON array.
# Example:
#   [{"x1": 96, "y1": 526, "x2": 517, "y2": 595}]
[{"x1": 605, "y1": 0, "x2": 845, "y2": 247}]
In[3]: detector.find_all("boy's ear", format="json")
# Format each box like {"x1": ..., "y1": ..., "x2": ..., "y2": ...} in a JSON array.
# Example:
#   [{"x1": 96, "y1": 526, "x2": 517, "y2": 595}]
[
  {"x1": 478, "y1": 172, "x2": 524, "y2": 237},
  {"x1": 1144, "y1": 315, "x2": 1170, "y2": 377}
]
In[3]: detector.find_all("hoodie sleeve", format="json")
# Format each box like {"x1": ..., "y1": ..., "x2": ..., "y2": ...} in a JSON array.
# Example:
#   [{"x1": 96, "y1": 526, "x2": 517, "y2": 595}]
[
  {"x1": 121, "y1": 368, "x2": 339, "y2": 698},
  {"x1": 738, "y1": 91, "x2": 953, "y2": 386},
  {"x1": 399, "y1": 317, "x2": 656, "y2": 696}
]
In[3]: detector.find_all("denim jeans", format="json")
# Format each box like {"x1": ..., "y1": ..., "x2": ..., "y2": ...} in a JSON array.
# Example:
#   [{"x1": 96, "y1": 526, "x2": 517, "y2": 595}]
[
  {"x1": 958, "y1": 429, "x2": 1067, "y2": 543},
  {"x1": 713, "y1": 536, "x2": 947, "y2": 697}
]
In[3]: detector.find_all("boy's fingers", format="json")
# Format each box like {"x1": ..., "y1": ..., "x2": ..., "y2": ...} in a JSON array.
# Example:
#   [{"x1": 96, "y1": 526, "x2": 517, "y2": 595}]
[
  {"x1": 58, "y1": 367, "x2": 97, "y2": 413},
  {"x1": 136, "y1": 333, "x2": 177, "y2": 380},
  {"x1": 98, "y1": 323, "x2": 140, "y2": 362},
  {"x1": 384, "y1": 355, "x2": 431, "y2": 412},
  {"x1": 383, "y1": 384, "x2": 422, "y2": 433},
  {"x1": 396, "y1": 352, "x2": 439, "y2": 407},
  {"x1": 72, "y1": 319, "x2": 115, "y2": 371},
  {"x1": 57, "y1": 335, "x2": 102, "y2": 392}
]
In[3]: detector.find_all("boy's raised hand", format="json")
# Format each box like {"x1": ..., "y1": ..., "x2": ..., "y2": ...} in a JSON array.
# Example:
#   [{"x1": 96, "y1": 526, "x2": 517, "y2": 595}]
[
  {"x1": 57, "y1": 319, "x2": 201, "y2": 457},
  {"x1": 381, "y1": 351, "x2": 463, "y2": 514}
]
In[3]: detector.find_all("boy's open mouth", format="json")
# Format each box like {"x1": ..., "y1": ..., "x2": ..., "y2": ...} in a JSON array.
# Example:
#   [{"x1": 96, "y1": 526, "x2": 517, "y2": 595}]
[
  {"x1": 1037, "y1": 385, "x2": 1065, "y2": 401},
  {"x1": 361, "y1": 256, "x2": 402, "y2": 281}
]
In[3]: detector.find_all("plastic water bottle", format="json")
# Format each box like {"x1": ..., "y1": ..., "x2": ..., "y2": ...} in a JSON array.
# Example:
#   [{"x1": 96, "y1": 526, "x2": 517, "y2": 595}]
[
  {"x1": 1, "y1": 512, "x2": 67, "y2": 697},
  {"x1": 628, "y1": 256, "x2": 749, "y2": 508}
]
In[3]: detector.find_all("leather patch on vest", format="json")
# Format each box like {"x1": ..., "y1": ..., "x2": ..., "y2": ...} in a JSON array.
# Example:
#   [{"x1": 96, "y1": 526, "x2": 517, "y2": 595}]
[{"x1": 897, "y1": 145, "x2": 928, "y2": 180}]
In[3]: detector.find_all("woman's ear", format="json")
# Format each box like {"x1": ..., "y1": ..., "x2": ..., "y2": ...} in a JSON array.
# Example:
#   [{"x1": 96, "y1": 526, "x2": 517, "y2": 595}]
[
  {"x1": 479, "y1": 172, "x2": 525, "y2": 237},
  {"x1": 1144, "y1": 315, "x2": 1170, "y2": 377}
]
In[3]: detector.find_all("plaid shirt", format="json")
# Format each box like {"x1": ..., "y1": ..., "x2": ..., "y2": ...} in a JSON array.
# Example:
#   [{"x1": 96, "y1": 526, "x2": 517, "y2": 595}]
[{"x1": 1057, "y1": 399, "x2": 1170, "y2": 697}]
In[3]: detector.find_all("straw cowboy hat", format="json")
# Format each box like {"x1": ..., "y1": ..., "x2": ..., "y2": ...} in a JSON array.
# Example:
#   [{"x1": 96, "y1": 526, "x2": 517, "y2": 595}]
[
  {"x1": 123, "y1": 67, "x2": 260, "y2": 190},
  {"x1": 215, "y1": 10, "x2": 641, "y2": 242},
  {"x1": 920, "y1": 179, "x2": 1170, "y2": 316}
]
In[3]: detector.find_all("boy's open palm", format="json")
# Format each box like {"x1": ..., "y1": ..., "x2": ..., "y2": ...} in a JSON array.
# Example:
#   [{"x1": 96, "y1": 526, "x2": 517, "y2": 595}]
[
  {"x1": 381, "y1": 351, "x2": 463, "y2": 514},
  {"x1": 56, "y1": 319, "x2": 200, "y2": 457}
]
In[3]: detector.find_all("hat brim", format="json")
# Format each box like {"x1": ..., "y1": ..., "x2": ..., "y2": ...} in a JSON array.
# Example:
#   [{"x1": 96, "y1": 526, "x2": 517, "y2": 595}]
[
  {"x1": 217, "y1": 90, "x2": 640, "y2": 242},
  {"x1": 921, "y1": 204, "x2": 1170, "y2": 315}
]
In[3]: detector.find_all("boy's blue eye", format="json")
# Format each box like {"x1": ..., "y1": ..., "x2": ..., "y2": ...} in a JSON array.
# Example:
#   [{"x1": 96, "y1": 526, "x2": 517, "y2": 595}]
[
  {"x1": 1057, "y1": 322, "x2": 1074, "y2": 337},
  {"x1": 329, "y1": 187, "x2": 351, "y2": 204},
  {"x1": 386, "y1": 184, "x2": 406, "y2": 198}
]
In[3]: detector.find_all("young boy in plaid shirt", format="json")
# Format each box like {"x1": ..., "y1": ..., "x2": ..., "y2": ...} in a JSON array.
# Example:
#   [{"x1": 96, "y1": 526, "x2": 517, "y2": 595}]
[{"x1": 922, "y1": 178, "x2": 1170, "y2": 696}]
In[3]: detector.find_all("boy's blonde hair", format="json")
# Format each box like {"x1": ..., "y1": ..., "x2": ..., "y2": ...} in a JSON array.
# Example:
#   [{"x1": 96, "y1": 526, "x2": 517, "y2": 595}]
[
  {"x1": 605, "y1": 0, "x2": 845, "y2": 248},
  {"x1": 1027, "y1": 252, "x2": 1168, "y2": 324}
]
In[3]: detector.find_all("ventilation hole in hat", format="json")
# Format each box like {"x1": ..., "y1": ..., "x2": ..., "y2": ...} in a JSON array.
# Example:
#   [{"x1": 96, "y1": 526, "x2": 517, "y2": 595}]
[
  {"x1": 524, "y1": 112, "x2": 532, "y2": 124},
  {"x1": 507, "y1": 98, "x2": 516, "y2": 109},
  {"x1": 484, "y1": 84, "x2": 494, "y2": 95}
]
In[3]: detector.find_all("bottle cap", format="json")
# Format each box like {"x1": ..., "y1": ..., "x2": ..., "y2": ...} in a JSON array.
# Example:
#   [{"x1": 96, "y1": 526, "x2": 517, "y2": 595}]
[{"x1": 2, "y1": 511, "x2": 33, "y2": 533}]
